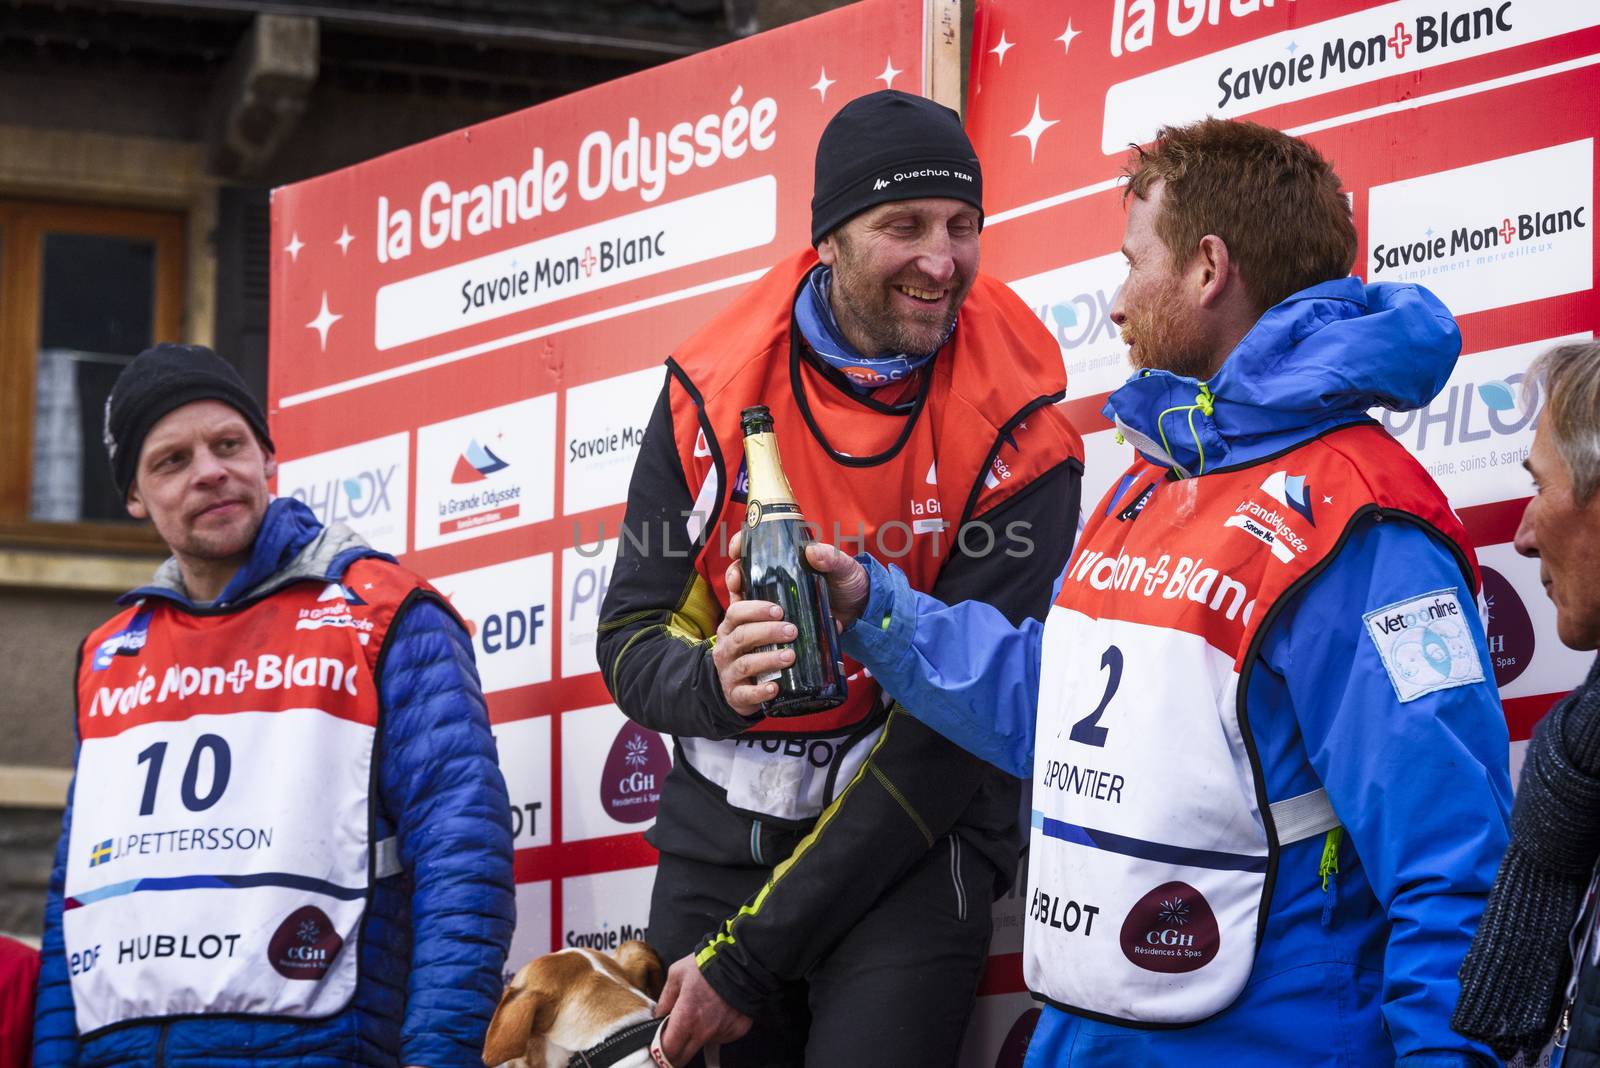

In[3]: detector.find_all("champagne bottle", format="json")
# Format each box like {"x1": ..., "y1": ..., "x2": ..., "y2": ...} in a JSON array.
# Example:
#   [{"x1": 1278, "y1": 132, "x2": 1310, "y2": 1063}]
[{"x1": 738, "y1": 405, "x2": 847, "y2": 717}]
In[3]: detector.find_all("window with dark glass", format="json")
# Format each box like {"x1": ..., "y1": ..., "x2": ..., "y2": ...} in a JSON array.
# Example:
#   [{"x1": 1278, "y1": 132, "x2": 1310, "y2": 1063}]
[{"x1": 0, "y1": 199, "x2": 184, "y2": 548}]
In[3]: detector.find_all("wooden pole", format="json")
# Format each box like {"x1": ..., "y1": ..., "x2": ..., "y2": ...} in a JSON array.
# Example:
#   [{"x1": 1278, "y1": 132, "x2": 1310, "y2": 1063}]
[{"x1": 925, "y1": 0, "x2": 963, "y2": 114}]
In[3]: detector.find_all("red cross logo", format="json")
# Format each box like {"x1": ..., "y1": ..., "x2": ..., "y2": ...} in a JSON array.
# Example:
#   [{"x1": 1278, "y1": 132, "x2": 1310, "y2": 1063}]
[
  {"x1": 580, "y1": 246, "x2": 597, "y2": 276},
  {"x1": 1498, "y1": 218, "x2": 1515, "y2": 244},
  {"x1": 1388, "y1": 22, "x2": 1413, "y2": 58}
]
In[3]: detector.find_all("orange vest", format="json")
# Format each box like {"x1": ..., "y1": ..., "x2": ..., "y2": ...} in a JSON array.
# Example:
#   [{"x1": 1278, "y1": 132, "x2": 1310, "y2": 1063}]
[
  {"x1": 669, "y1": 249, "x2": 1084, "y2": 735},
  {"x1": 65, "y1": 559, "x2": 439, "y2": 1034}
]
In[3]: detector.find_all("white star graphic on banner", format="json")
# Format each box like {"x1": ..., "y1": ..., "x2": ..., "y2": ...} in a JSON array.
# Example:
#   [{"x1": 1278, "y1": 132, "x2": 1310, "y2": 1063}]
[
  {"x1": 1012, "y1": 96, "x2": 1059, "y2": 162},
  {"x1": 1056, "y1": 19, "x2": 1082, "y2": 54},
  {"x1": 284, "y1": 232, "x2": 304, "y2": 262},
  {"x1": 335, "y1": 226, "x2": 355, "y2": 255},
  {"x1": 306, "y1": 292, "x2": 342, "y2": 352},
  {"x1": 811, "y1": 67, "x2": 835, "y2": 101},
  {"x1": 876, "y1": 56, "x2": 902, "y2": 89},
  {"x1": 990, "y1": 31, "x2": 1015, "y2": 65}
]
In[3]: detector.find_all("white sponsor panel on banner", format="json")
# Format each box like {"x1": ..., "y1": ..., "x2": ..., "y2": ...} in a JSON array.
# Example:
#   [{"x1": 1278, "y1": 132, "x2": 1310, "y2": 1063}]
[
  {"x1": 277, "y1": 432, "x2": 410, "y2": 555},
  {"x1": 1008, "y1": 253, "x2": 1132, "y2": 402},
  {"x1": 561, "y1": 704, "x2": 671, "y2": 842},
  {"x1": 492, "y1": 716, "x2": 552, "y2": 849},
  {"x1": 563, "y1": 366, "x2": 663, "y2": 515},
  {"x1": 503, "y1": 880, "x2": 552, "y2": 985},
  {"x1": 1366, "y1": 140, "x2": 1593, "y2": 317},
  {"x1": 563, "y1": 866, "x2": 655, "y2": 952},
  {"x1": 374, "y1": 175, "x2": 778, "y2": 350},
  {"x1": 561, "y1": 540, "x2": 618, "y2": 679},
  {"x1": 1373, "y1": 334, "x2": 1590, "y2": 507},
  {"x1": 1101, "y1": 1, "x2": 1600, "y2": 153},
  {"x1": 414, "y1": 395, "x2": 555, "y2": 549},
  {"x1": 1476, "y1": 542, "x2": 1595, "y2": 704},
  {"x1": 435, "y1": 554, "x2": 553, "y2": 693}
]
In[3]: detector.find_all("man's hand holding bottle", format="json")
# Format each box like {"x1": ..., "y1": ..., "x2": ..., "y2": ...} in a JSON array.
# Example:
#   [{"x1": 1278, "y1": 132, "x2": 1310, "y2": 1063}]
[{"x1": 714, "y1": 533, "x2": 870, "y2": 717}]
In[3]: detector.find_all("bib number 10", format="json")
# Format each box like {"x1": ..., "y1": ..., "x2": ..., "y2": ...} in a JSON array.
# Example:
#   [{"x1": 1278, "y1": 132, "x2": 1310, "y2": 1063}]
[
  {"x1": 136, "y1": 735, "x2": 232, "y2": 815},
  {"x1": 1069, "y1": 645, "x2": 1123, "y2": 748}
]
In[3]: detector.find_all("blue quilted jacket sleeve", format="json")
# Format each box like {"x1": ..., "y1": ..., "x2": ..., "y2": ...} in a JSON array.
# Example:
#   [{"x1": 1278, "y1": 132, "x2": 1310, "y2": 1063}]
[
  {"x1": 33, "y1": 771, "x2": 79, "y2": 1067},
  {"x1": 377, "y1": 597, "x2": 515, "y2": 1068}
]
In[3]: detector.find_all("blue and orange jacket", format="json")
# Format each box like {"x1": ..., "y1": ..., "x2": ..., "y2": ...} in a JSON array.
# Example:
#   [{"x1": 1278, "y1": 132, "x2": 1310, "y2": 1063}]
[
  {"x1": 843, "y1": 278, "x2": 1513, "y2": 1067},
  {"x1": 33, "y1": 499, "x2": 515, "y2": 1068}
]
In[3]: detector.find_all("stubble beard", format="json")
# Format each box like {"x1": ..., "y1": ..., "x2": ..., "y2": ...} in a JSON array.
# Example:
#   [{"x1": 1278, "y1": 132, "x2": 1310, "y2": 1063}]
[
  {"x1": 1122, "y1": 281, "x2": 1215, "y2": 381},
  {"x1": 829, "y1": 244, "x2": 965, "y2": 357}
]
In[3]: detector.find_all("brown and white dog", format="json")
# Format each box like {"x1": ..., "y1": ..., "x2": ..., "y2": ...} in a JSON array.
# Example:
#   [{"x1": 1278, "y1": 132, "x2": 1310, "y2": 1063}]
[{"x1": 484, "y1": 941, "x2": 714, "y2": 1068}]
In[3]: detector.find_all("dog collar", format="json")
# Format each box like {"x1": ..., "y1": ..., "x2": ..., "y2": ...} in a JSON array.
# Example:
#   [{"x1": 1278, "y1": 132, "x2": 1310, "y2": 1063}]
[{"x1": 567, "y1": 1016, "x2": 671, "y2": 1068}]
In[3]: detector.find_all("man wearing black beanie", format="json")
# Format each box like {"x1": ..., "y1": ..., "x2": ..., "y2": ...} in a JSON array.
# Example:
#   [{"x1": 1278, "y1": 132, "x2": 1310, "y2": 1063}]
[
  {"x1": 599, "y1": 91, "x2": 1086, "y2": 1065},
  {"x1": 32, "y1": 342, "x2": 515, "y2": 1068}
]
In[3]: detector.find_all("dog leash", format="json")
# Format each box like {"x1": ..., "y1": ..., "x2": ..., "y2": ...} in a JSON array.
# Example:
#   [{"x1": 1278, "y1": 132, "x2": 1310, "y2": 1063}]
[{"x1": 566, "y1": 1016, "x2": 675, "y2": 1068}]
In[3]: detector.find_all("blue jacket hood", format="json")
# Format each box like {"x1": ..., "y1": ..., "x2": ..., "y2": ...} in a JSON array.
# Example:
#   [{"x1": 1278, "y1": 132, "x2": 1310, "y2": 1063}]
[{"x1": 1103, "y1": 278, "x2": 1461, "y2": 476}]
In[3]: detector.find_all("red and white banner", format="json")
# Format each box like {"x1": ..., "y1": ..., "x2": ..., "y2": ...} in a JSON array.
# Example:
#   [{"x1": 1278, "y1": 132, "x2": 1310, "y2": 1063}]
[
  {"x1": 268, "y1": 0, "x2": 934, "y2": 1004},
  {"x1": 960, "y1": 0, "x2": 1599, "y2": 1059}
]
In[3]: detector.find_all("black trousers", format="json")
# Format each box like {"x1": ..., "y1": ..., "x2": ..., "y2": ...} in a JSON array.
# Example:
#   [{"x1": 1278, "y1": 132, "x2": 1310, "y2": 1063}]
[{"x1": 648, "y1": 834, "x2": 995, "y2": 1068}]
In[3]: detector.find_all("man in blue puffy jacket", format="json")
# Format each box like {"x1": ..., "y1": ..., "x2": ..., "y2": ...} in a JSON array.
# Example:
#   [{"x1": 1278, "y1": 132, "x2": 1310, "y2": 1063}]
[
  {"x1": 33, "y1": 343, "x2": 514, "y2": 1068},
  {"x1": 721, "y1": 119, "x2": 1513, "y2": 1065}
]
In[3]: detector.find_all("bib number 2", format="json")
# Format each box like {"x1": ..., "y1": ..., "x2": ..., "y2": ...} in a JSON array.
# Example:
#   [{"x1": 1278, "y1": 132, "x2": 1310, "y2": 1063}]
[
  {"x1": 1068, "y1": 645, "x2": 1123, "y2": 748},
  {"x1": 136, "y1": 735, "x2": 232, "y2": 815}
]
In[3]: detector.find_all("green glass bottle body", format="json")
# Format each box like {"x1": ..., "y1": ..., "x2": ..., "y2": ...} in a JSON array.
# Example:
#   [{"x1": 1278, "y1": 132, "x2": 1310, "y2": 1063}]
[{"x1": 737, "y1": 405, "x2": 847, "y2": 717}]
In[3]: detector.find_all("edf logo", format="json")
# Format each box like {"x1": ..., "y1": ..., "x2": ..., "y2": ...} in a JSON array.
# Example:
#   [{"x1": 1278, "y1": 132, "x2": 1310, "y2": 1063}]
[
  {"x1": 481, "y1": 604, "x2": 546, "y2": 654},
  {"x1": 569, "y1": 563, "x2": 610, "y2": 622}
]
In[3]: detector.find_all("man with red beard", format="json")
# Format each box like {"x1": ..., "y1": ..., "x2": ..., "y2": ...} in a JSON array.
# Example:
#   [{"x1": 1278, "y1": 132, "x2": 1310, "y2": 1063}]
[
  {"x1": 729, "y1": 119, "x2": 1513, "y2": 1065},
  {"x1": 597, "y1": 91, "x2": 1084, "y2": 1065}
]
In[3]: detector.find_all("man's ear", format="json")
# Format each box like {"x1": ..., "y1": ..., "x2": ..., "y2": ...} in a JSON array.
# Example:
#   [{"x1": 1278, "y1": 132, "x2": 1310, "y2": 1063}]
[
  {"x1": 816, "y1": 235, "x2": 838, "y2": 267},
  {"x1": 482, "y1": 977, "x2": 555, "y2": 1066},
  {"x1": 1193, "y1": 234, "x2": 1233, "y2": 309},
  {"x1": 263, "y1": 453, "x2": 278, "y2": 483},
  {"x1": 615, "y1": 940, "x2": 665, "y2": 1000},
  {"x1": 126, "y1": 482, "x2": 148, "y2": 521}
]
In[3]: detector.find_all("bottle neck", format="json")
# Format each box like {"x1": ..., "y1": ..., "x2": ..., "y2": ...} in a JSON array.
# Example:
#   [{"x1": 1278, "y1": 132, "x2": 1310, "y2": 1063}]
[{"x1": 742, "y1": 430, "x2": 798, "y2": 508}]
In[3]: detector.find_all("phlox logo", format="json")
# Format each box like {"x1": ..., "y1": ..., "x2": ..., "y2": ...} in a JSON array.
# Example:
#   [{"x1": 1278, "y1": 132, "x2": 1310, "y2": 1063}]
[
  {"x1": 1119, "y1": 881, "x2": 1219, "y2": 973},
  {"x1": 1008, "y1": 252, "x2": 1132, "y2": 399},
  {"x1": 1382, "y1": 374, "x2": 1541, "y2": 453},
  {"x1": 268, "y1": 905, "x2": 343, "y2": 981},
  {"x1": 601, "y1": 725, "x2": 671, "y2": 824},
  {"x1": 1370, "y1": 333, "x2": 1585, "y2": 509},
  {"x1": 92, "y1": 607, "x2": 153, "y2": 671},
  {"x1": 277, "y1": 432, "x2": 410, "y2": 556},
  {"x1": 451, "y1": 438, "x2": 510, "y2": 484},
  {"x1": 562, "y1": 540, "x2": 616, "y2": 679}
]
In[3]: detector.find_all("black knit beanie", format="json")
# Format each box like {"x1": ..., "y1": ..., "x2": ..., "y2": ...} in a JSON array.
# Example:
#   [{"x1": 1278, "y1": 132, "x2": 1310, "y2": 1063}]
[
  {"x1": 103, "y1": 343, "x2": 274, "y2": 498},
  {"x1": 810, "y1": 90, "x2": 984, "y2": 246}
]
